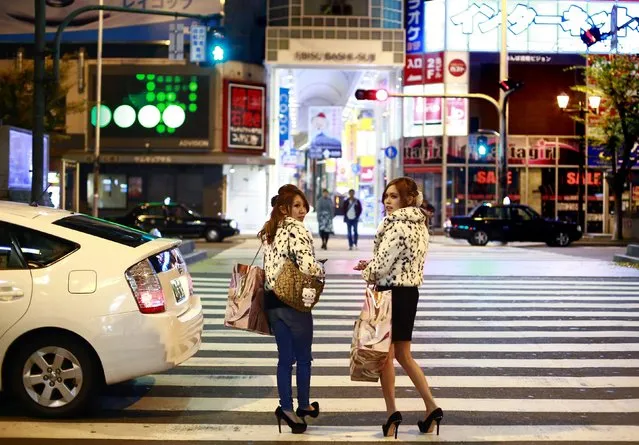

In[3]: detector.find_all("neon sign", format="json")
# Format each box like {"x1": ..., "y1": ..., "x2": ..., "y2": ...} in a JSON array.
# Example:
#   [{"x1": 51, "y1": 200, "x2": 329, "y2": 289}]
[{"x1": 425, "y1": 1, "x2": 639, "y2": 54}]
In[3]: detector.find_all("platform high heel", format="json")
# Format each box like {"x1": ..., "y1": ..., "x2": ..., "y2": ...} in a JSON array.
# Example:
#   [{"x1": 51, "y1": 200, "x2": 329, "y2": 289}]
[
  {"x1": 275, "y1": 406, "x2": 307, "y2": 434},
  {"x1": 381, "y1": 411, "x2": 402, "y2": 439},
  {"x1": 296, "y1": 401, "x2": 320, "y2": 419},
  {"x1": 417, "y1": 407, "x2": 444, "y2": 435}
]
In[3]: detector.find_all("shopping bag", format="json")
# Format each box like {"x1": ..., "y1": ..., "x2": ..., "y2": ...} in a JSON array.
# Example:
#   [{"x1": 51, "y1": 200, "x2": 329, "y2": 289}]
[
  {"x1": 224, "y1": 248, "x2": 271, "y2": 336},
  {"x1": 349, "y1": 286, "x2": 392, "y2": 382}
]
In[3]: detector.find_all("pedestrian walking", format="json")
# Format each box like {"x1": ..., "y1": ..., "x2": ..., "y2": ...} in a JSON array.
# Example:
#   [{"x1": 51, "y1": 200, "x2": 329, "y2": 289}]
[
  {"x1": 353, "y1": 177, "x2": 443, "y2": 439},
  {"x1": 316, "y1": 189, "x2": 334, "y2": 250},
  {"x1": 342, "y1": 189, "x2": 362, "y2": 250},
  {"x1": 258, "y1": 184, "x2": 325, "y2": 434}
]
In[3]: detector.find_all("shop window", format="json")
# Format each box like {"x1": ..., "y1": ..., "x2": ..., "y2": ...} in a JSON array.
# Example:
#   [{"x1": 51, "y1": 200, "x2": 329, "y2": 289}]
[
  {"x1": 87, "y1": 173, "x2": 127, "y2": 210},
  {"x1": 448, "y1": 136, "x2": 467, "y2": 164},
  {"x1": 447, "y1": 167, "x2": 467, "y2": 217},
  {"x1": 586, "y1": 168, "x2": 605, "y2": 233},
  {"x1": 557, "y1": 167, "x2": 579, "y2": 224},
  {"x1": 468, "y1": 167, "x2": 497, "y2": 207},
  {"x1": 540, "y1": 168, "x2": 556, "y2": 219},
  {"x1": 506, "y1": 168, "x2": 522, "y2": 203}
]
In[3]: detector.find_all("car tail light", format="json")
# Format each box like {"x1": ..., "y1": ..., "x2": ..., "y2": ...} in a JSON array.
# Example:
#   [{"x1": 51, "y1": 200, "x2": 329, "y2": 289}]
[
  {"x1": 125, "y1": 259, "x2": 166, "y2": 314},
  {"x1": 172, "y1": 248, "x2": 194, "y2": 297}
]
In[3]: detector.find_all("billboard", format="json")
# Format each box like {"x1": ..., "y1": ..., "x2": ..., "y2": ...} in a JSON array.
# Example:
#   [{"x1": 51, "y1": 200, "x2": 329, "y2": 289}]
[
  {"x1": 0, "y1": 0, "x2": 222, "y2": 43},
  {"x1": 88, "y1": 65, "x2": 211, "y2": 149},
  {"x1": 223, "y1": 81, "x2": 266, "y2": 153},
  {"x1": 425, "y1": 0, "x2": 639, "y2": 54},
  {"x1": 308, "y1": 106, "x2": 343, "y2": 159}
]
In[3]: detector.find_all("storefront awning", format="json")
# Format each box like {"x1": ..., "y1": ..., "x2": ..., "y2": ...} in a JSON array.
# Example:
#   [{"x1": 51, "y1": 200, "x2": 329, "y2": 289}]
[{"x1": 60, "y1": 151, "x2": 275, "y2": 166}]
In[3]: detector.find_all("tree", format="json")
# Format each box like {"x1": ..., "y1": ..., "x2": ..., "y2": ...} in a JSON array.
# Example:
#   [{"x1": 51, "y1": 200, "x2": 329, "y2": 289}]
[
  {"x1": 582, "y1": 55, "x2": 639, "y2": 240},
  {"x1": 0, "y1": 56, "x2": 83, "y2": 140}
]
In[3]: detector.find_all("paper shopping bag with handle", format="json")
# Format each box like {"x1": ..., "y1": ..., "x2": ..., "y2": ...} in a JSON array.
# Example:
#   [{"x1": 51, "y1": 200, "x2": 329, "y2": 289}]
[
  {"x1": 349, "y1": 286, "x2": 392, "y2": 382},
  {"x1": 224, "y1": 246, "x2": 271, "y2": 336}
]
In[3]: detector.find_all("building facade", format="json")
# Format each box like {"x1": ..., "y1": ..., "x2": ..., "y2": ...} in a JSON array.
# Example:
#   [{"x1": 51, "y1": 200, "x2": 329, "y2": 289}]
[{"x1": 403, "y1": 0, "x2": 639, "y2": 234}]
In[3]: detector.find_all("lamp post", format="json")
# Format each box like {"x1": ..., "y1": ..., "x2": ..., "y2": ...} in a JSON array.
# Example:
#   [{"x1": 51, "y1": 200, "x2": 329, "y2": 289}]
[{"x1": 556, "y1": 93, "x2": 601, "y2": 230}]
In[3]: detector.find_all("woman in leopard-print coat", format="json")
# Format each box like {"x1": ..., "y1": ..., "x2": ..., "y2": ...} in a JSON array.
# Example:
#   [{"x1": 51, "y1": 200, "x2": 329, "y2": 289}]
[
  {"x1": 354, "y1": 177, "x2": 442, "y2": 438},
  {"x1": 258, "y1": 184, "x2": 325, "y2": 434}
]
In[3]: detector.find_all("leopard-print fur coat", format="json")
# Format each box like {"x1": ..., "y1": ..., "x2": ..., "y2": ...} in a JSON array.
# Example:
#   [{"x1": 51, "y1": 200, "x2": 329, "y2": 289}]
[
  {"x1": 362, "y1": 207, "x2": 429, "y2": 286},
  {"x1": 263, "y1": 217, "x2": 325, "y2": 291}
]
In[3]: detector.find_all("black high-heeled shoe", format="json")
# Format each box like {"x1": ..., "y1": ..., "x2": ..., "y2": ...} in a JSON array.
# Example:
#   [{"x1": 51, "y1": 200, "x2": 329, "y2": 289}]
[
  {"x1": 296, "y1": 401, "x2": 320, "y2": 419},
  {"x1": 275, "y1": 406, "x2": 307, "y2": 434},
  {"x1": 381, "y1": 411, "x2": 402, "y2": 439},
  {"x1": 417, "y1": 407, "x2": 444, "y2": 435}
]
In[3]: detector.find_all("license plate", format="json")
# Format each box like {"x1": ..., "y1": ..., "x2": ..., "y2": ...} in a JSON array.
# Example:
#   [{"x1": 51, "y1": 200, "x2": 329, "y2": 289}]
[{"x1": 171, "y1": 277, "x2": 188, "y2": 303}]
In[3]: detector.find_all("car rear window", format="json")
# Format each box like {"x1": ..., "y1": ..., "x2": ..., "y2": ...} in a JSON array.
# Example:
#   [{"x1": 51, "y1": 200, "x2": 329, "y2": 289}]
[{"x1": 53, "y1": 215, "x2": 155, "y2": 247}]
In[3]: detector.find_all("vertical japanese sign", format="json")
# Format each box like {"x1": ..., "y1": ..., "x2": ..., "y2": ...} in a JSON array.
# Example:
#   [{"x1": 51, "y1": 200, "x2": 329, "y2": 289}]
[
  {"x1": 223, "y1": 81, "x2": 266, "y2": 152},
  {"x1": 405, "y1": 0, "x2": 425, "y2": 54},
  {"x1": 189, "y1": 24, "x2": 206, "y2": 63},
  {"x1": 279, "y1": 88, "x2": 289, "y2": 147}
]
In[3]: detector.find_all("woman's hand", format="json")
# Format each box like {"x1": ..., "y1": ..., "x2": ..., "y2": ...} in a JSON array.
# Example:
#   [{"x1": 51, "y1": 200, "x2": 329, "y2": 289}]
[{"x1": 353, "y1": 259, "x2": 370, "y2": 271}]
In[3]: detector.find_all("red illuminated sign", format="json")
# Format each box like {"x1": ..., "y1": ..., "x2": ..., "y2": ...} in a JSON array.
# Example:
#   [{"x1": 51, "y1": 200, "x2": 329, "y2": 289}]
[
  {"x1": 566, "y1": 171, "x2": 602, "y2": 186},
  {"x1": 475, "y1": 170, "x2": 513, "y2": 185},
  {"x1": 223, "y1": 81, "x2": 266, "y2": 152}
]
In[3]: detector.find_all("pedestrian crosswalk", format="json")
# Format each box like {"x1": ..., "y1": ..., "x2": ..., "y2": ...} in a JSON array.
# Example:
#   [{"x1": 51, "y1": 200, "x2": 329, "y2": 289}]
[{"x1": 1, "y1": 275, "x2": 639, "y2": 443}]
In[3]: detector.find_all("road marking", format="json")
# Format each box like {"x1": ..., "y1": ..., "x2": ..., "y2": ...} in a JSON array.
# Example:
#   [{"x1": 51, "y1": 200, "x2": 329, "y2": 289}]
[
  {"x1": 2, "y1": 423, "x2": 639, "y2": 442},
  {"x1": 180, "y1": 357, "x2": 639, "y2": 368},
  {"x1": 132, "y1": 374, "x2": 639, "y2": 388}
]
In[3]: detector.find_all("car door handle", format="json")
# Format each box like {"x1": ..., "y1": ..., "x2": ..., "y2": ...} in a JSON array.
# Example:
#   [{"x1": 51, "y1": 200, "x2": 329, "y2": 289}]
[{"x1": 0, "y1": 287, "x2": 24, "y2": 301}]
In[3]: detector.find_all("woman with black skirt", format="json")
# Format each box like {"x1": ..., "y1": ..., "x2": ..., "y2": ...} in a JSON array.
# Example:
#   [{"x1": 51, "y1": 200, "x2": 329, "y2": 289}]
[{"x1": 354, "y1": 177, "x2": 443, "y2": 439}]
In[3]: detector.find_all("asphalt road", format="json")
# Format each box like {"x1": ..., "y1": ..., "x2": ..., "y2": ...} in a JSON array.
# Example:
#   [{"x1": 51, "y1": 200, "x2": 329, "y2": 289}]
[{"x1": 1, "y1": 239, "x2": 638, "y2": 444}]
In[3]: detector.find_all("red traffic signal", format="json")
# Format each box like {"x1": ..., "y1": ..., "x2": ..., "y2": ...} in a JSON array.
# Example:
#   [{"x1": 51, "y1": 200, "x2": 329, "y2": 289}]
[
  {"x1": 355, "y1": 89, "x2": 389, "y2": 101},
  {"x1": 499, "y1": 79, "x2": 523, "y2": 93},
  {"x1": 580, "y1": 27, "x2": 602, "y2": 47}
]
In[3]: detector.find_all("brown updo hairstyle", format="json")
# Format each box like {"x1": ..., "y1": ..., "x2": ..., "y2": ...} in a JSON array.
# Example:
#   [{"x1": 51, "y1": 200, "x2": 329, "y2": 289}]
[
  {"x1": 258, "y1": 184, "x2": 310, "y2": 244},
  {"x1": 382, "y1": 176, "x2": 420, "y2": 208}
]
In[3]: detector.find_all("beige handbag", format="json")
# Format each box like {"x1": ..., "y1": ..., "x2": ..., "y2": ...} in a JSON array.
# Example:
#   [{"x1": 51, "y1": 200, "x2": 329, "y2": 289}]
[
  {"x1": 224, "y1": 247, "x2": 271, "y2": 335},
  {"x1": 350, "y1": 286, "x2": 392, "y2": 382},
  {"x1": 272, "y1": 224, "x2": 324, "y2": 312}
]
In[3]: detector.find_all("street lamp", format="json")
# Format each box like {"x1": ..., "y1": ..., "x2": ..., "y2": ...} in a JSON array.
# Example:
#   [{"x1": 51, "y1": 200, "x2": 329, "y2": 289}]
[{"x1": 556, "y1": 92, "x2": 601, "y2": 230}]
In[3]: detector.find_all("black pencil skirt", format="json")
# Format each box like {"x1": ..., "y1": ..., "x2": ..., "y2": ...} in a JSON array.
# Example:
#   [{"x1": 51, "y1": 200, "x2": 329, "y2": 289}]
[{"x1": 377, "y1": 285, "x2": 419, "y2": 342}]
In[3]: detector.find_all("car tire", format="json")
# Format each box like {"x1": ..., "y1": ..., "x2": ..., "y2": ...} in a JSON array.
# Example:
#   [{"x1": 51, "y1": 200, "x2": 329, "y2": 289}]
[
  {"x1": 7, "y1": 333, "x2": 100, "y2": 418},
  {"x1": 471, "y1": 230, "x2": 489, "y2": 246},
  {"x1": 555, "y1": 232, "x2": 571, "y2": 247},
  {"x1": 205, "y1": 228, "x2": 220, "y2": 242}
]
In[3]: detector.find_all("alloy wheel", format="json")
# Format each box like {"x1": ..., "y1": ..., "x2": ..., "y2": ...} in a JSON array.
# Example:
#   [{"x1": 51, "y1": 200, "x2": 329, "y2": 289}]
[
  {"x1": 22, "y1": 346, "x2": 83, "y2": 408},
  {"x1": 556, "y1": 232, "x2": 570, "y2": 247},
  {"x1": 206, "y1": 229, "x2": 220, "y2": 242},
  {"x1": 473, "y1": 231, "x2": 489, "y2": 246}
]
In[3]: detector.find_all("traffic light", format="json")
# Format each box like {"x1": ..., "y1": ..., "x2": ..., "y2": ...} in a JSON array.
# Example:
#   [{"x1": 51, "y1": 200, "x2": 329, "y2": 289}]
[
  {"x1": 354, "y1": 89, "x2": 389, "y2": 101},
  {"x1": 477, "y1": 136, "x2": 488, "y2": 157},
  {"x1": 499, "y1": 79, "x2": 523, "y2": 93},
  {"x1": 206, "y1": 29, "x2": 226, "y2": 64},
  {"x1": 580, "y1": 26, "x2": 602, "y2": 47}
]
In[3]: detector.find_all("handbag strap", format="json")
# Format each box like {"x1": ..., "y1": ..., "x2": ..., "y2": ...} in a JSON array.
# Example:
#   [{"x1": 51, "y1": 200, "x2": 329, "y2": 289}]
[{"x1": 250, "y1": 244, "x2": 263, "y2": 267}]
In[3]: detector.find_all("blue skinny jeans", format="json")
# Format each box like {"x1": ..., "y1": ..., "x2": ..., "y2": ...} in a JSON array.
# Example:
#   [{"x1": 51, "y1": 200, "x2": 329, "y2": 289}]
[{"x1": 267, "y1": 306, "x2": 314, "y2": 411}]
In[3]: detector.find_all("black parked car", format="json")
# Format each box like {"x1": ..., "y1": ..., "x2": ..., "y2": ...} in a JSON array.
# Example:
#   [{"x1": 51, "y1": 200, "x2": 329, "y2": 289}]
[
  {"x1": 444, "y1": 203, "x2": 582, "y2": 247},
  {"x1": 110, "y1": 202, "x2": 239, "y2": 242}
]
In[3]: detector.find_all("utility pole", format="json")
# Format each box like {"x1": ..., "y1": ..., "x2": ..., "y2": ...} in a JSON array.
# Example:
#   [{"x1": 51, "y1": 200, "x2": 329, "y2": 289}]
[
  {"x1": 498, "y1": 0, "x2": 509, "y2": 203},
  {"x1": 31, "y1": 0, "x2": 46, "y2": 205},
  {"x1": 92, "y1": 0, "x2": 104, "y2": 216}
]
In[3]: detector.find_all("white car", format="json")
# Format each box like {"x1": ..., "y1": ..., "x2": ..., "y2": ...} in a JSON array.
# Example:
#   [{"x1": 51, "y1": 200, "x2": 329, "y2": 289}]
[{"x1": 0, "y1": 201, "x2": 203, "y2": 418}]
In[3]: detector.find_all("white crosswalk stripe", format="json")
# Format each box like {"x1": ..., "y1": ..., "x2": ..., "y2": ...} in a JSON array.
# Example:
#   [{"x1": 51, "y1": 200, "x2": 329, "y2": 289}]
[{"x1": 2, "y1": 275, "x2": 639, "y2": 444}]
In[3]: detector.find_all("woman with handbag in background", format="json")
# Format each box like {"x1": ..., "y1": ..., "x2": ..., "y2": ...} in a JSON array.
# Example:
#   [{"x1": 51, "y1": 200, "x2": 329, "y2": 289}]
[
  {"x1": 258, "y1": 184, "x2": 325, "y2": 434},
  {"x1": 354, "y1": 177, "x2": 443, "y2": 439}
]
